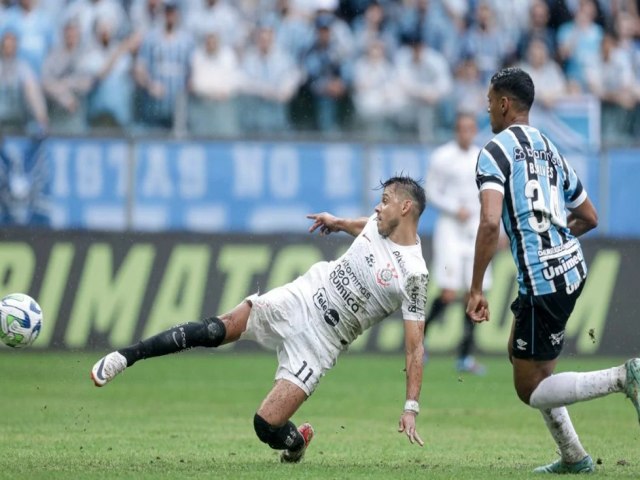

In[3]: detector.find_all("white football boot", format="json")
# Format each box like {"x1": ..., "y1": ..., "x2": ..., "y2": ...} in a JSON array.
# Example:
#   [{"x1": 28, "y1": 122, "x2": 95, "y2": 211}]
[{"x1": 90, "y1": 351, "x2": 128, "y2": 387}]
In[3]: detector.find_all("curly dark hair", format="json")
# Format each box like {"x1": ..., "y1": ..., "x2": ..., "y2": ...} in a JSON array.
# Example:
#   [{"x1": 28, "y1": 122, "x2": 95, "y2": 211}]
[{"x1": 490, "y1": 67, "x2": 535, "y2": 110}]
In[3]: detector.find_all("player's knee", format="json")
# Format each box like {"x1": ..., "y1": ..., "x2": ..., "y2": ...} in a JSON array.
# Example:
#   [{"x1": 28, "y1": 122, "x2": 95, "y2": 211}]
[
  {"x1": 253, "y1": 414, "x2": 302, "y2": 451},
  {"x1": 253, "y1": 413, "x2": 282, "y2": 448},
  {"x1": 200, "y1": 316, "x2": 226, "y2": 347}
]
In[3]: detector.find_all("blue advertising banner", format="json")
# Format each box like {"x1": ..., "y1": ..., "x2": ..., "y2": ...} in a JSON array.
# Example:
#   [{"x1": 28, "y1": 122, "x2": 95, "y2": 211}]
[
  {"x1": 1, "y1": 136, "x2": 130, "y2": 229},
  {"x1": 0, "y1": 135, "x2": 625, "y2": 236},
  {"x1": 132, "y1": 141, "x2": 365, "y2": 232},
  {"x1": 606, "y1": 149, "x2": 640, "y2": 237}
]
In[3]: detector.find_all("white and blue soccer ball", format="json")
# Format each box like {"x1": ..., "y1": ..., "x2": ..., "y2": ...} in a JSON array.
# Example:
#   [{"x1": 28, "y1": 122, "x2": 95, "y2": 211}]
[{"x1": 0, "y1": 293, "x2": 43, "y2": 348}]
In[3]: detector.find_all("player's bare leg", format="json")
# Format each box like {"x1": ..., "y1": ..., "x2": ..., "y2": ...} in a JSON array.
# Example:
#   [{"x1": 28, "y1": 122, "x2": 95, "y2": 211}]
[{"x1": 253, "y1": 379, "x2": 314, "y2": 463}]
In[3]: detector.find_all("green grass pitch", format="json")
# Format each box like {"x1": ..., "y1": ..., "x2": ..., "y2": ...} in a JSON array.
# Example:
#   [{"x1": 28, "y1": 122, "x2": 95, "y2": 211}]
[{"x1": 0, "y1": 351, "x2": 638, "y2": 479}]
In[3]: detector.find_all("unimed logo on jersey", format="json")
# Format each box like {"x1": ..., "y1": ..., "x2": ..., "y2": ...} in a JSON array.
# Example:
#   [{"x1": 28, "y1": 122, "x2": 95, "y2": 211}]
[{"x1": 313, "y1": 287, "x2": 340, "y2": 327}]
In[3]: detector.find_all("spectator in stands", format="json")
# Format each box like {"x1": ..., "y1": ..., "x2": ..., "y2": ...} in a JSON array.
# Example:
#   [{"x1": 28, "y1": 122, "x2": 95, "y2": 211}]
[
  {"x1": 314, "y1": 1, "x2": 356, "y2": 61},
  {"x1": 42, "y1": 20, "x2": 92, "y2": 134},
  {"x1": 239, "y1": 23, "x2": 302, "y2": 134},
  {"x1": 0, "y1": 29, "x2": 48, "y2": 131},
  {"x1": 515, "y1": 0, "x2": 556, "y2": 63},
  {"x1": 134, "y1": 0, "x2": 194, "y2": 131},
  {"x1": 272, "y1": 0, "x2": 315, "y2": 62},
  {"x1": 518, "y1": 38, "x2": 567, "y2": 109},
  {"x1": 185, "y1": 0, "x2": 248, "y2": 52},
  {"x1": 352, "y1": 38, "x2": 402, "y2": 139},
  {"x1": 63, "y1": 0, "x2": 130, "y2": 45},
  {"x1": 130, "y1": 0, "x2": 165, "y2": 35},
  {"x1": 441, "y1": 55, "x2": 485, "y2": 130},
  {"x1": 459, "y1": 1, "x2": 510, "y2": 84},
  {"x1": 613, "y1": 10, "x2": 640, "y2": 138},
  {"x1": 1, "y1": 0, "x2": 55, "y2": 78},
  {"x1": 84, "y1": 18, "x2": 138, "y2": 129},
  {"x1": 396, "y1": 0, "x2": 463, "y2": 66},
  {"x1": 188, "y1": 29, "x2": 241, "y2": 137},
  {"x1": 482, "y1": 0, "x2": 532, "y2": 56},
  {"x1": 351, "y1": 1, "x2": 398, "y2": 57},
  {"x1": 394, "y1": 33, "x2": 452, "y2": 142},
  {"x1": 302, "y1": 13, "x2": 351, "y2": 134},
  {"x1": 557, "y1": 0, "x2": 604, "y2": 93},
  {"x1": 587, "y1": 30, "x2": 636, "y2": 145}
]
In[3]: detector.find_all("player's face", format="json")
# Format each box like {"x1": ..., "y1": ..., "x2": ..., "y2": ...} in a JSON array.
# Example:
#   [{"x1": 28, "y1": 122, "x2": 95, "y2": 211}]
[
  {"x1": 375, "y1": 186, "x2": 403, "y2": 238},
  {"x1": 456, "y1": 115, "x2": 477, "y2": 149},
  {"x1": 487, "y1": 85, "x2": 505, "y2": 134}
]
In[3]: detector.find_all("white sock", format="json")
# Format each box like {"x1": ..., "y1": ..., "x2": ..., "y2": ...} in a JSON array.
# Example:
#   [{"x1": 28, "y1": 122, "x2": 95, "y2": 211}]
[
  {"x1": 541, "y1": 407, "x2": 588, "y2": 464},
  {"x1": 529, "y1": 366, "x2": 626, "y2": 409}
]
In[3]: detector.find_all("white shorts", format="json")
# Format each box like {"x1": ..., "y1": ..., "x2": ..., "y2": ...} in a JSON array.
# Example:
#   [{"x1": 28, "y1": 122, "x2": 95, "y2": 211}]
[
  {"x1": 240, "y1": 285, "x2": 345, "y2": 396},
  {"x1": 433, "y1": 220, "x2": 492, "y2": 292}
]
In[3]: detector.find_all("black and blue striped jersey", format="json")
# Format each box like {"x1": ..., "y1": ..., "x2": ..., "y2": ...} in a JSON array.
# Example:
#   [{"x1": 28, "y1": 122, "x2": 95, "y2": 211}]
[{"x1": 476, "y1": 124, "x2": 588, "y2": 296}]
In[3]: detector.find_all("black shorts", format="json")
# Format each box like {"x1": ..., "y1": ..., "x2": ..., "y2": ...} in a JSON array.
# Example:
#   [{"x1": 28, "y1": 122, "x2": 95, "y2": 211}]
[{"x1": 510, "y1": 282, "x2": 584, "y2": 361}]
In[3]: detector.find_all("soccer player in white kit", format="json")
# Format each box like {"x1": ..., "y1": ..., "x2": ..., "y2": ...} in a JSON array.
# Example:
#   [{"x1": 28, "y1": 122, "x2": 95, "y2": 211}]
[
  {"x1": 90, "y1": 176, "x2": 429, "y2": 463},
  {"x1": 424, "y1": 113, "x2": 489, "y2": 374}
]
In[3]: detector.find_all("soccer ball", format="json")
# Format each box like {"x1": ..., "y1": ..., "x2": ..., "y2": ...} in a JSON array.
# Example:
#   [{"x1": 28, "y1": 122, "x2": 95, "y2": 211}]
[{"x1": 0, "y1": 293, "x2": 43, "y2": 348}]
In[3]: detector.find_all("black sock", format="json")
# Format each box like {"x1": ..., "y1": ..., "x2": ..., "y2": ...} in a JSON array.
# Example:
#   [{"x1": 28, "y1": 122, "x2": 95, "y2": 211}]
[
  {"x1": 118, "y1": 316, "x2": 226, "y2": 366},
  {"x1": 458, "y1": 313, "x2": 475, "y2": 359},
  {"x1": 254, "y1": 414, "x2": 304, "y2": 451},
  {"x1": 424, "y1": 296, "x2": 448, "y2": 334}
]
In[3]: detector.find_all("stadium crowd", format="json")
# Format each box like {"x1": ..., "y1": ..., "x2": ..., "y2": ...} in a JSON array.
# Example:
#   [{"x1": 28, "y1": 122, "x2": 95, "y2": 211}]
[{"x1": 0, "y1": 0, "x2": 639, "y2": 144}]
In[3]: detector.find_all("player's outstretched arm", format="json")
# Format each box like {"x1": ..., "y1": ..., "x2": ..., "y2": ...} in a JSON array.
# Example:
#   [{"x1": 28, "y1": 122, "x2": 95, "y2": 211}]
[
  {"x1": 398, "y1": 319, "x2": 425, "y2": 447},
  {"x1": 306, "y1": 213, "x2": 368, "y2": 237}
]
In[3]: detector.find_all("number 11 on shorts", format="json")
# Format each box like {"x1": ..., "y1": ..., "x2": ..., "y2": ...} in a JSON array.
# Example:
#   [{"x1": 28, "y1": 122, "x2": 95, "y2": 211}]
[{"x1": 294, "y1": 360, "x2": 314, "y2": 384}]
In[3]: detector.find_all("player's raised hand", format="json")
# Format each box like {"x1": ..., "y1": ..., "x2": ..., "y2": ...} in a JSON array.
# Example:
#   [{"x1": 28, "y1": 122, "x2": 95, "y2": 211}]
[
  {"x1": 398, "y1": 412, "x2": 424, "y2": 447},
  {"x1": 466, "y1": 291, "x2": 490, "y2": 323},
  {"x1": 307, "y1": 212, "x2": 341, "y2": 235}
]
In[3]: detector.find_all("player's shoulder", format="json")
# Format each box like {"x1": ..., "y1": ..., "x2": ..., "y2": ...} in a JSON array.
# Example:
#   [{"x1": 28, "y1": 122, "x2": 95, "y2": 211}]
[
  {"x1": 482, "y1": 129, "x2": 515, "y2": 149},
  {"x1": 403, "y1": 247, "x2": 429, "y2": 276}
]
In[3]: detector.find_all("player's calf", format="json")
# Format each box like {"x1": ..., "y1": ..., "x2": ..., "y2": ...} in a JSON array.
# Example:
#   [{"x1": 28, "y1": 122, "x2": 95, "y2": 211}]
[{"x1": 118, "y1": 316, "x2": 226, "y2": 366}]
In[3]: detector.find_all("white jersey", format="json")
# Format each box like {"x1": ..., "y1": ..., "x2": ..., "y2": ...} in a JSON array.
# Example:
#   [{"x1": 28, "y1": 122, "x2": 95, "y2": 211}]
[
  {"x1": 426, "y1": 140, "x2": 492, "y2": 291},
  {"x1": 426, "y1": 140, "x2": 481, "y2": 243},
  {"x1": 291, "y1": 215, "x2": 429, "y2": 345}
]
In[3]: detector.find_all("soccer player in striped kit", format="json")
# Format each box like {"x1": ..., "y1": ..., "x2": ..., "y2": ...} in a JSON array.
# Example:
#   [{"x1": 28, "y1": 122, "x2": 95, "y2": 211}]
[{"x1": 467, "y1": 67, "x2": 640, "y2": 474}]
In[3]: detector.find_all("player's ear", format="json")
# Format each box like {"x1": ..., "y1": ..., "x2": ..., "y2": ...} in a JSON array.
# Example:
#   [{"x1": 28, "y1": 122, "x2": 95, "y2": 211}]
[{"x1": 402, "y1": 199, "x2": 412, "y2": 216}]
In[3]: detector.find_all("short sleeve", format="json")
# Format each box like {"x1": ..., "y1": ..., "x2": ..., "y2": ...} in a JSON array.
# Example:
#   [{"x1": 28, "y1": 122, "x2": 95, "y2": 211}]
[
  {"x1": 476, "y1": 146, "x2": 507, "y2": 195},
  {"x1": 401, "y1": 272, "x2": 429, "y2": 321}
]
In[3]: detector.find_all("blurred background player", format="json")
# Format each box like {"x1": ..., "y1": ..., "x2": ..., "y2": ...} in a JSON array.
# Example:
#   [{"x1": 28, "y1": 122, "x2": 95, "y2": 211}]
[{"x1": 424, "y1": 112, "x2": 488, "y2": 375}]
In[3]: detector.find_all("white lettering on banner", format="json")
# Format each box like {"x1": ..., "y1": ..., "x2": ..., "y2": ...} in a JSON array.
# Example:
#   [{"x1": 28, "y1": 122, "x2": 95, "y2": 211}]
[
  {"x1": 270, "y1": 146, "x2": 299, "y2": 199},
  {"x1": 324, "y1": 146, "x2": 354, "y2": 199},
  {"x1": 76, "y1": 145, "x2": 103, "y2": 198},
  {"x1": 142, "y1": 146, "x2": 173, "y2": 197},
  {"x1": 178, "y1": 146, "x2": 206, "y2": 199},
  {"x1": 107, "y1": 144, "x2": 129, "y2": 197},
  {"x1": 233, "y1": 145, "x2": 264, "y2": 198},
  {"x1": 50, "y1": 144, "x2": 70, "y2": 196}
]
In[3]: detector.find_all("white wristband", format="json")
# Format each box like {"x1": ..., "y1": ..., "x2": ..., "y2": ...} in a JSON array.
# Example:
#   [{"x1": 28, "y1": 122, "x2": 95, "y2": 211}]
[{"x1": 404, "y1": 400, "x2": 419, "y2": 415}]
